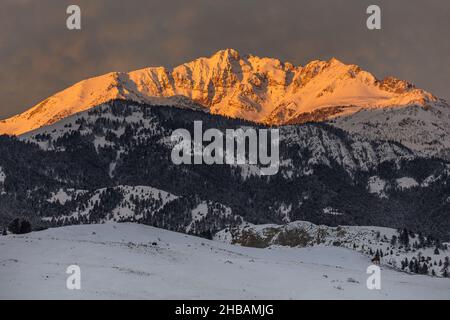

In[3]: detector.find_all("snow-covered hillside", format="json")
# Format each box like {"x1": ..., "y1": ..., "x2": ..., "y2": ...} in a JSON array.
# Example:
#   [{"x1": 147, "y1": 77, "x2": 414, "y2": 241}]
[
  {"x1": 330, "y1": 102, "x2": 450, "y2": 158},
  {"x1": 0, "y1": 223, "x2": 449, "y2": 299},
  {"x1": 2, "y1": 99, "x2": 450, "y2": 240},
  {"x1": 216, "y1": 221, "x2": 450, "y2": 278},
  {"x1": 42, "y1": 185, "x2": 179, "y2": 223},
  {"x1": 19, "y1": 101, "x2": 415, "y2": 176}
]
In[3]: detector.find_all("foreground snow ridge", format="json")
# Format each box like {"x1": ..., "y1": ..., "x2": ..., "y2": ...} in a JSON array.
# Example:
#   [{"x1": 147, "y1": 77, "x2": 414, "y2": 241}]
[{"x1": 0, "y1": 223, "x2": 449, "y2": 299}]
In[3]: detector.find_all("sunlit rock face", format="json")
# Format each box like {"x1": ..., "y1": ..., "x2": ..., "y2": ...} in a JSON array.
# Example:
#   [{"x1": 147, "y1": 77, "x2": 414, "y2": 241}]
[{"x1": 0, "y1": 49, "x2": 440, "y2": 136}]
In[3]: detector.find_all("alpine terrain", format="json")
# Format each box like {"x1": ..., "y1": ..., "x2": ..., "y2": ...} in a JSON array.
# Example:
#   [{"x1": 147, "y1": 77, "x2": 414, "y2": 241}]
[{"x1": 1, "y1": 50, "x2": 450, "y2": 290}]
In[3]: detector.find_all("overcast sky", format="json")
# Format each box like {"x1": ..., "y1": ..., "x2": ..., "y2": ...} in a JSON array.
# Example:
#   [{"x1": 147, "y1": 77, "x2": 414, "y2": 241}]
[{"x1": 1, "y1": 0, "x2": 449, "y2": 119}]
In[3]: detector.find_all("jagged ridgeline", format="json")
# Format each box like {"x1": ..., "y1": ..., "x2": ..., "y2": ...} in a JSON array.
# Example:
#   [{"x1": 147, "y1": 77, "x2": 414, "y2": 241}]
[{"x1": 0, "y1": 99, "x2": 450, "y2": 239}]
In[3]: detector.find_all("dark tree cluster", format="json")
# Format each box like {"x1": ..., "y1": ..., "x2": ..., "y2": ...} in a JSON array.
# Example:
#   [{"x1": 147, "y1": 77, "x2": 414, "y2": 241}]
[{"x1": 7, "y1": 218, "x2": 32, "y2": 234}]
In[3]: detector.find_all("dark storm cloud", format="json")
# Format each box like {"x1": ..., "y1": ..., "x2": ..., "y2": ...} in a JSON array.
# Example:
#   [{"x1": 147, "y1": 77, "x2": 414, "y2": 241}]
[{"x1": 1, "y1": 0, "x2": 450, "y2": 118}]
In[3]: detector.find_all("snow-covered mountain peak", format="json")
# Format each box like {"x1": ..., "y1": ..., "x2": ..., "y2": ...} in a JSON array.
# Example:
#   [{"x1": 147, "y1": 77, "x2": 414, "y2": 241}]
[
  {"x1": 0, "y1": 49, "x2": 440, "y2": 136},
  {"x1": 211, "y1": 48, "x2": 241, "y2": 61}
]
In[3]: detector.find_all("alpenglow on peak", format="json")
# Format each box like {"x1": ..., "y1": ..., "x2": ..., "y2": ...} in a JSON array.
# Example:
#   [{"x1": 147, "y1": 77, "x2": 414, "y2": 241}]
[{"x1": 0, "y1": 49, "x2": 438, "y2": 135}]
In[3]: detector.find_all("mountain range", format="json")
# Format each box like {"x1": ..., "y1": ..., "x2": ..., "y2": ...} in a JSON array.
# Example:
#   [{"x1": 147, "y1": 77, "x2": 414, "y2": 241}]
[
  {"x1": 2, "y1": 49, "x2": 450, "y2": 157},
  {"x1": 1, "y1": 49, "x2": 450, "y2": 248}
]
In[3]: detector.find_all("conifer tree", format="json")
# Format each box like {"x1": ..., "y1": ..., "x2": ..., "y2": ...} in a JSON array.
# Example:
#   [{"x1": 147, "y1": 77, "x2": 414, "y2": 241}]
[
  {"x1": 8, "y1": 218, "x2": 21, "y2": 234},
  {"x1": 400, "y1": 228, "x2": 409, "y2": 247},
  {"x1": 390, "y1": 235, "x2": 397, "y2": 246},
  {"x1": 442, "y1": 257, "x2": 449, "y2": 277},
  {"x1": 409, "y1": 260, "x2": 414, "y2": 272},
  {"x1": 420, "y1": 263, "x2": 428, "y2": 275}
]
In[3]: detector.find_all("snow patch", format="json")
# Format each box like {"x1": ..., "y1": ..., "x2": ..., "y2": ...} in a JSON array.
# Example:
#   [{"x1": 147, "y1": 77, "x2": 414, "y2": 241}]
[
  {"x1": 0, "y1": 167, "x2": 5, "y2": 183},
  {"x1": 367, "y1": 176, "x2": 387, "y2": 198},
  {"x1": 396, "y1": 177, "x2": 419, "y2": 190},
  {"x1": 323, "y1": 207, "x2": 344, "y2": 216},
  {"x1": 47, "y1": 188, "x2": 87, "y2": 205}
]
